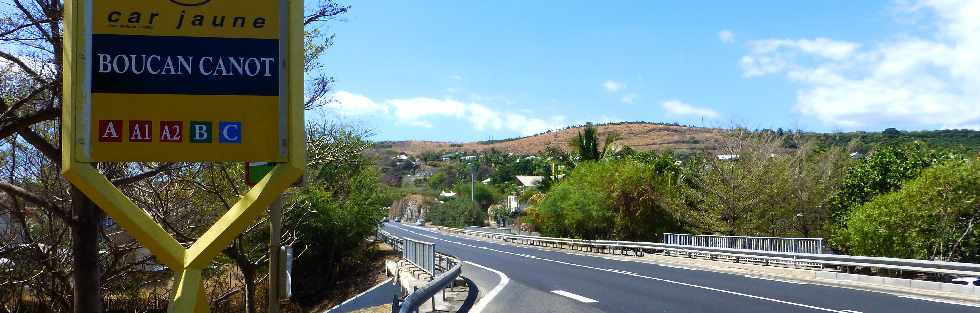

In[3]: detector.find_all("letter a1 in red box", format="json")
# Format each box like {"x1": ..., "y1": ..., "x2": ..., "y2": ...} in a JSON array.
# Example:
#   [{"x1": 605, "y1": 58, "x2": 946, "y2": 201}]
[
  {"x1": 160, "y1": 121, "x2": 183, "y2": 143},
  {"x1": 98, "y1": 120, "x2": 122, "y2": 142},
  {"x1": 129, "y1": 120, "x2": 152, "y2": 142}
]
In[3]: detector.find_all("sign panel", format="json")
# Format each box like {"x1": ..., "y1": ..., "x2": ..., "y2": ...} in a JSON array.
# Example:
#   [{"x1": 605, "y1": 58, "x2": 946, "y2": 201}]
[{"x1": 82, "y1": 0, "x2": 287, "y2": 162}]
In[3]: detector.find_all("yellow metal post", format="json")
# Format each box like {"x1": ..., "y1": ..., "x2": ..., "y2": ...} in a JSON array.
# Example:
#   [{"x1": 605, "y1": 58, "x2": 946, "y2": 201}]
[{"x1": 168, "y1": 269, "x2": 203, "y2": 313}]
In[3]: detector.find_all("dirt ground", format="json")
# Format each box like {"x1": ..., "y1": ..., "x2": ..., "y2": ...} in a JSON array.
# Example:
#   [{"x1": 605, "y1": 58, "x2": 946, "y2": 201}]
[{"x1": 308, "y1": 242, "x2": 399, "y2": 312}]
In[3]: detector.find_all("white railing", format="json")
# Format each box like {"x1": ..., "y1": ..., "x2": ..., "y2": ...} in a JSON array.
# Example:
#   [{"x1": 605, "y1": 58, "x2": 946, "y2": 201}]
[
  {"x1": 663, "y1": 233, "x2": 824, "y2": 254},
  {"x1": 377, "y1": 229, "x2": 463, "y2": 313},
  {"x1": 403, "y1": 237, "x2": 436, "y2": 276}
]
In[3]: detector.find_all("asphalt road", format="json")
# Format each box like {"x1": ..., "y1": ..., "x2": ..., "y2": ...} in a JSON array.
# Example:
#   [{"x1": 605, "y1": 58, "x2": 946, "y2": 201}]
[{"x1": 383, "y1": 222, "x2": 980, "y2": 313}]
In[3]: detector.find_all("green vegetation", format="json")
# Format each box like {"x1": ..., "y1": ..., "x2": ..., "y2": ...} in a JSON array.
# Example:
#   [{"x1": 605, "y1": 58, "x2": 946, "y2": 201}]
[
  {"x1": 531, "y1": 156, "x2": 683, "y2": 240},
  {"x1": 840, "y1": 159, "x2": 979, "y2": 262},
  {"x1": 829, "y1": 143, "x2": 959, "y2": 230},
  {"x1": 389, "y1": 124, "x2": 978, "y2": 264}
]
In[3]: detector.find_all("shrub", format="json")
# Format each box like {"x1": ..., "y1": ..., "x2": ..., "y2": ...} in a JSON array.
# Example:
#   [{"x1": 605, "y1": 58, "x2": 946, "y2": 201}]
[
  {"x1": 532, "y1": 159, "x2": 683, "y2": 240},
  {"x1": 840, "y1": 159, "x2": 980, "y2": 261}
]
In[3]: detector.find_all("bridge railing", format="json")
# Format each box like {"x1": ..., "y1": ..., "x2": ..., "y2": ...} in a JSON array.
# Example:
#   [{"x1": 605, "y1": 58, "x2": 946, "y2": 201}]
[
  {"x1": 403, "y1": 237, "x2": 436, "y2": 276},
  {"x1": 377, "y1": 229, "x2": 463, "y2": 313},
  {"x1": 662, "y1": 233, "x2": 824, "y2": 254}
]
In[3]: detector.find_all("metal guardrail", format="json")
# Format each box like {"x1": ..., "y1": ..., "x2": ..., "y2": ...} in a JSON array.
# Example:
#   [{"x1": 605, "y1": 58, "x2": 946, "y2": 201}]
[
  {"x1": 377, "y1": 229, "x2": 463, "y2": 313},
  {"x1": 441, "y1": 227, "x2": 980, "y2": 278},
  {"x1": 403, "y1": 237, "x2": 436, "y2": 276},
  {"x1": 663, "y1": 233, "x2": 824, "y2": 254}
]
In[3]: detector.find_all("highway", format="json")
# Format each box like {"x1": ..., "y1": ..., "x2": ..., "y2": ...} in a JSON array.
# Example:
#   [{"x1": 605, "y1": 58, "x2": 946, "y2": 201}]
[{"x1": 383, "y1": 222, "x2": 980, "y2": 313}]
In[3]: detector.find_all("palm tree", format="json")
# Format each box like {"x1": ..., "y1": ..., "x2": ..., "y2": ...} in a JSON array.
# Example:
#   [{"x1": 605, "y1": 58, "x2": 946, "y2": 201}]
[{"x1": 569, "y1": 123, "x2": 622, "y2": 162}]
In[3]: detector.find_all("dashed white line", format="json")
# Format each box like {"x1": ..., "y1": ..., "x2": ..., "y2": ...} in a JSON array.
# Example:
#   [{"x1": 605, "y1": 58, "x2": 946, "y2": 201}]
[
  {"x1": 551, "y1": 290, "x2": 598, "y2": 303},
  {"x1": 464, "y1": 261, "x2": 510, "y2": 313}
]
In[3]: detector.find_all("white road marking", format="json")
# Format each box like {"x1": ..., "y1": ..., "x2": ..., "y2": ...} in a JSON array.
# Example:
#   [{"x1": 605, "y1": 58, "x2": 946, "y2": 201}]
[
  {"x1": 551, "y1": 290, "x2": 599, "y2": 303},
  {"x1": 323, "y1": 278, "x2": 393, "y2": 313},
  {"x1": 896, "y1": 295, "x2": 980, "y2": 308},
  {"x1": 464, "y1": 261, "x2": 510, "y2": 313}
]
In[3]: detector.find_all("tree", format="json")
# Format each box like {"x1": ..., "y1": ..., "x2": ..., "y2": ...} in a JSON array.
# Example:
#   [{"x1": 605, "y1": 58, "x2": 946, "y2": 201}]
[
  {"x1": 569, "y1": 123, "x2": 621, "y2": 162},
  {"x1": 828, "y1": 142, "x2": 958, "y2": 231},
  {"x1": 532, "y1": 158, "x2": 683, "y2": 240},
  {"x1": 683, "y1": 131, "x2": 790, "y2": 236},
  {"x1": 841, "y1": 159, "x2": 979, "y2": 262}
]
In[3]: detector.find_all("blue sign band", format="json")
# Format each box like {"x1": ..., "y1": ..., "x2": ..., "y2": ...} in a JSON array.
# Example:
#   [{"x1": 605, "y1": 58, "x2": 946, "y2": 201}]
[{"x1": 92, "y1": 34, "x2": 279, "y2": 96}]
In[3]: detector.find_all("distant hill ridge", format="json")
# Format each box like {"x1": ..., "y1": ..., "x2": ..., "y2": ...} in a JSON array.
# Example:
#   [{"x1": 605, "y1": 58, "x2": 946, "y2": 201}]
[{"x1": 375, "y1": 122, "x2": 980, "y2": 156}]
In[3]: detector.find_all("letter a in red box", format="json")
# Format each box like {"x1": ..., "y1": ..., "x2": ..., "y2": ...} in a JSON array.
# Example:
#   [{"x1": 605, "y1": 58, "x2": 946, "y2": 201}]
[
  {"x1": 129, "y1": 120, "x2": 152, "y2": 142},
  {"x1": 160, "y1": 121, "x2": 183, "y2": 143},
  {"x1": 98, "y1": 120, "x2": 122, "y2": 142}
]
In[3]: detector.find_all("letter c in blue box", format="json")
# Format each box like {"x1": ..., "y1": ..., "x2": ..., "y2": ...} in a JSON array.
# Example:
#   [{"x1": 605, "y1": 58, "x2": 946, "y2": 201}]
[{"x1": 219, "y1": 121, "x2": 242, "y2": 144}]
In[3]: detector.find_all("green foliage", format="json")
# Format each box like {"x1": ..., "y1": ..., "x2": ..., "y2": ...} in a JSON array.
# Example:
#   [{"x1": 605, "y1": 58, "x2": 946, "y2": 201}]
[
  {"x1": 569, "y1": 123, "x2": 621, "y2": 162},
  {"x1": 428, "y1": 171, "x2": 451, "y2": 191},
  {"x1": 840, "y1": 159, "x2": 980, "y2": 261},
  {"x1": 454, "y1": 181, "x2": 501, "y2": 211},
  {"x1": 428, "y1": 197, "x2": 486, "y2": 228},
  {"x1": 806, "y1": 129, "x2": 980, "y2": 154},
  {"x1": 289, "y1": 164, "x2": 387, "y2": 305},
  {"x1": 829, "y1": 142, "x2": 959, "y2": 227},
  {"x1": 532, "y1": 158, "x2": 683, "y2": 240}
]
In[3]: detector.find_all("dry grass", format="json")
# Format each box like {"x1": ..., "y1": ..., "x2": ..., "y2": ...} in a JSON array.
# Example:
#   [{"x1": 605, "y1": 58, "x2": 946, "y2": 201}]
[
  {"x1": 350, "y1": 304, "x2": 392, "y2": 313},
  {"x1": 382, "y1": 123, "x2": 729, "y2": 155}
]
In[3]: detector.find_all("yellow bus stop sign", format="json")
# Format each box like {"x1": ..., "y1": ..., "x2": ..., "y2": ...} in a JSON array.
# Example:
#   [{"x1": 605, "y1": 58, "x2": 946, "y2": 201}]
[
  {"x1": 80, "y1": 0, "x2": 288, "y2": 162},
  {"x1": 62, "y1": 1, "x2": 304, "y2": 311}
]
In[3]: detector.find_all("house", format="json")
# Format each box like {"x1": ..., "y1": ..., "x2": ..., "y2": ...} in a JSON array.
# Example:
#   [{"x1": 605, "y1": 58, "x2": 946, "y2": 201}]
[
  {"x1": 439, "y1": 191, "x2": 457, "y2": 198},
  {"x1": 507, "y1": 195, "x2": 523, "y2": 213},
  {"x1": 515, "y1": 176, "x2": 545, "y2": 189},
  {"x1": 716, "y1": 154, "x2": 739, "y2": 161},
  {"x1": 461, "y1": 155, "x2": 478, "y2": 161},
  {"x1": 481, "y1": 178, "x2": 492, "y2": 184}
]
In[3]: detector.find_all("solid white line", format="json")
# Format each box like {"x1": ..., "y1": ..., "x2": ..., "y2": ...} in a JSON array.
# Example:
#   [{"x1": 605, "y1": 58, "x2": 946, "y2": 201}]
[
  {"x1": 551, "y1": 290, "x2": 598, "y2": 303},
  {"x1": 896, "y1": 294, "x2": 980, "y2": 308},
  {"x1": 464, "y1": 260, "x2": 510, "y2": 313},
  {"x1": 323, "y1": 278, "x2": 393, "y2": 313}
]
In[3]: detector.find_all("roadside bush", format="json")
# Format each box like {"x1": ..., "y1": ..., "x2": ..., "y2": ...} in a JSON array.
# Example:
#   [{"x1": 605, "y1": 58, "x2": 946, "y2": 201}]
[
  {"x1": 840, "y1": 159, "x2": 980, "y2": 262},
  {"x1": 532, "y1": 159, "x2": 683, "y2": 240},
  {"x1": 428, "y1": 197, "x2": 486, "y2": 228},
  {"x1": 288, "y1": 165, "x2": 387, "y2": 307}
]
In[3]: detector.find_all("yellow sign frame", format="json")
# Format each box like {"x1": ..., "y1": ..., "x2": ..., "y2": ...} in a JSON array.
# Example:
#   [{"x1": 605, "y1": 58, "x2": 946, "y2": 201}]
[{"x1": 62, "y1": 1, "x2": 304, "y2": 312}]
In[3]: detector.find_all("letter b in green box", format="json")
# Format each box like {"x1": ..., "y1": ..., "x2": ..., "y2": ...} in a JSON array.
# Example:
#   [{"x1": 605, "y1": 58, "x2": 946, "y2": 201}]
[{"x1": 190, "y1": 121, "x2": 213, "y2": 143}]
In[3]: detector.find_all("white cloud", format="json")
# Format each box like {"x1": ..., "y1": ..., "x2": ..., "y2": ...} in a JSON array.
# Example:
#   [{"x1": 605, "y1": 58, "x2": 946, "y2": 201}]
[
  {"x1": 323, "y1": 91, "x2": 563, "y2": 135},
  {"x1": 603, "y1": 80, "x2": 625, "y2": 92},
  {"x1": 719, "y1": 30, "x2": 736, "y2": 43},
  {"x1": 740, "y1": 0, "x2": 980, "y2": 130},
  {"x1": 387, "y1": 97, "x2": 467, "y2": 128},
  {"x1": 468, "y1": 103, "x2": 504, "y2": 131},
  {"x1": 325, "y1": 91, "x2": 389, "y2": 116},
  {"x1": 661, "y1": 100, "x2": 720, "y2": 118},
  {"x1": 503, "y1": 113, "x2": 567, "y2": 136},
  {"x1": 621, "y1": 93, "x2": 638, "y2": 104},
  {"x1": 450, "y1": 74, "x2": 463, "y2": 80}
]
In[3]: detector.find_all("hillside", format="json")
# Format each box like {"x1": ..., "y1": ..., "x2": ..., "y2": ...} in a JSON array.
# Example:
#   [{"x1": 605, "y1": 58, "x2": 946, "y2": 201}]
[
  {"x1": 376, "y1": 123, "x2": 731, "y2": 155},
  {"x1": 375, "y1": 122, "x2": 980, "y2": 156}
]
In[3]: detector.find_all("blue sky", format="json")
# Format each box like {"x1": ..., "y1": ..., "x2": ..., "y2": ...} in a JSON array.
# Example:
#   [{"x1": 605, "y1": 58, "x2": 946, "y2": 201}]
[{"x1": 315, "y1": 0, "x2": 980, "y2": 141}]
